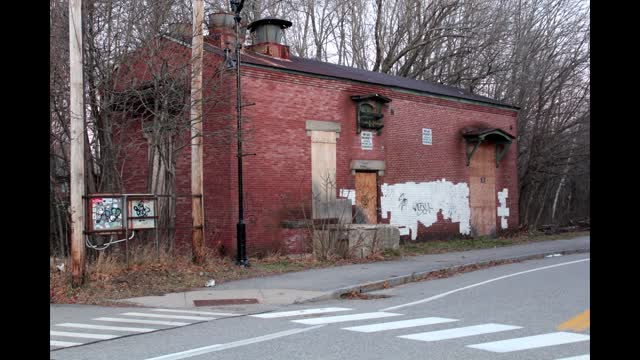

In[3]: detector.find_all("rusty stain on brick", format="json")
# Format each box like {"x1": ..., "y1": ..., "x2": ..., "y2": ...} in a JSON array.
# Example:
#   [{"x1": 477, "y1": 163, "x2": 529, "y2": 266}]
[{"x1": 193, "y1": 298, "x2": 259, "y2": 306}]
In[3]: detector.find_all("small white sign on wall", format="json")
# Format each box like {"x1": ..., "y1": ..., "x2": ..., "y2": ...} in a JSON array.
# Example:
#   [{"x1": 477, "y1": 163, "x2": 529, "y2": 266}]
[
  {"x1": 361, "y1": 131, "x2": 373, "y2": 150},
  {"x1": 422, "y1": 128, "x2": 432, "y2": 145}
]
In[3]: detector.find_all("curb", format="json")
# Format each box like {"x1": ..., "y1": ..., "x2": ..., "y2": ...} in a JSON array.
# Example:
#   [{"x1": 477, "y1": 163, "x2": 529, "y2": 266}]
[{"x1": 297, "y1": 248, "x2": 590, "y2": 304}]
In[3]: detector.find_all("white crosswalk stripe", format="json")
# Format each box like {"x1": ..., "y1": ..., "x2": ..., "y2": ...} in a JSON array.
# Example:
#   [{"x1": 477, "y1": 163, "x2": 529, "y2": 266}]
[
  {"x1": 398, "y1": 323, "x2": 521, "y2": 342},
  {"x1": 50, "y1": 305, "x2": 590, "y2": 360},
  {"x1": 50, "y1": 308, "x2": 232, "y2": 348},
  {"x1": 55, "y1": 323, "x2": 157, "y2": 333},
  {"x1": 94, "y1": 317, "x2": 191, "y2": 326},
  {"x1": 292, "y1": 312, "x2": 402, "y2": 325},
  {"x1": 555, "y1": 355, "x2": 590, "y2": 360},
  {"x1": 251, "y1": 307, "x2": 352, "y2": 319},
  {"x1": 467, "y1": 332, "x2": 590, "y2": 353},
  {"x1": 50, "y1": 331, "x2": 119, "y2": 340},
  {"x1": 151, "y1": 309, "x2": 238, "y2": 317},
  {"x1": 120, "y1": 312, "x2": 215, "y2": 321},
  {"x1": 343, "y1": 317, "x2": 458, "y2": 333},
  {"x1": 50, "y1": 340, "x2": 83, "y2": 348}
]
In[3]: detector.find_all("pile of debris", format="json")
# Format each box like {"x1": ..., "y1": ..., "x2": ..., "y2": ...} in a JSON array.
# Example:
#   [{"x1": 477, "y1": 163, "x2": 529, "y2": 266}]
[{"x1": 539, "y1": 217, "x2": 590, "y2": 234}]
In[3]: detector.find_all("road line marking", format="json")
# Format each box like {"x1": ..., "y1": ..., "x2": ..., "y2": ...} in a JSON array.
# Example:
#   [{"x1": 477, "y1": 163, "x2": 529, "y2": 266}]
[
  {"x1": 50, "y1": 340, "x2": 83, "y2": 347},
  {"x1": 399, "y1": 323, "x2": 521, "y2": 341},
  {"x1": 152, "y1": 309, "x2": 237, "y2": 316},
  {"x1": 467, "y1": 332, "x2": 590, "y2": 352},
  {"x1": 50, "y1": 331, "x2": 119, "y2": 339},
  {"x1": 55, "y1": 323, "x2": 156, "y2": 332},
  {"x1": 143, "y1": 325, "x2": 324, "y2": 360},
  {"x1": 382, "y1": 258, "x2": 590, "y2": 311},
  {"x1": 557, "y1": 309, "x2": 590, "y2": 332},
  {"x1": 251, "y1": 307, "x2": 352, "y2": 319},
  {"x1": 555, "y1": 355, "x2": 590, "y2": 360},
  {"x1": 291, "y1": 312, "x2": 402, "y2": 325},
  {"x1": 343, "y1": 317, "x2": 458, "y2": 333},
  {"x1": 94, "y1": 317, "x2": 190, "y2": 326},
  {"x1": 121, "y1": 312, "x2": 215, "y2": 321}
]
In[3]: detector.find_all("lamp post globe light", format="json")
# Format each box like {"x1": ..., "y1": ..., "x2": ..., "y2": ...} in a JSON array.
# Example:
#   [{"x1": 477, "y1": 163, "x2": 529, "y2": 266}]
[{"x1": 231, "y1": 0, "x2": 249, "y2": 267}]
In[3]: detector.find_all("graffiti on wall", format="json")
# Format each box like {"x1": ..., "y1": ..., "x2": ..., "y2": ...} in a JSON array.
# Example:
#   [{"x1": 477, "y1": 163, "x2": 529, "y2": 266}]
[
  {"x1": 91, "y1": 197, "x2": 123, "y2": 231},
  {"x1": 380, "y1": 179, "x2": 471, "y2": 239}
]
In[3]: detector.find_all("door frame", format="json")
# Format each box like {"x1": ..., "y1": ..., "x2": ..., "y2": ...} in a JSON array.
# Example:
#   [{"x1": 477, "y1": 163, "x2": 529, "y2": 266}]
[{"x1": 354, "y1": 170, "x2": 380, "y2": 224}]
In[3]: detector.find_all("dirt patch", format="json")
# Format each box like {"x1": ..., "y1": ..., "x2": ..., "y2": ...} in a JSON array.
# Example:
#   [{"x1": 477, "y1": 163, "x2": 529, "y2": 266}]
[
  {"x1": 340, "y1": 291, "x2": 392, "y2": 300},
  {"x1": 415, "y1": 259, "x2": 522, "y2": 282}
]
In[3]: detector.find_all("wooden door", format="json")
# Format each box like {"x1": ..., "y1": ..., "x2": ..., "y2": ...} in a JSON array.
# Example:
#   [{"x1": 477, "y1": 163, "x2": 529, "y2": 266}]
[
  {"x1": 355, "y1": 172, "x2": 378, "y2": 224},
  {"x1": 469, "y1": 143, "x2": 496, "y2": 236}
]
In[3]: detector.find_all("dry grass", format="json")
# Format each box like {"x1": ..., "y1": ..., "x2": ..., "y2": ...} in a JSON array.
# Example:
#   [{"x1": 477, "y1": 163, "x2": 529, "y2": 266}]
[
  {"x1": 50, "y1": 231, "x2": 589, "y2": 305},
  {"x1": 395, "y1": 230, "x2": 590, "y2": 257},
  {"x1": 50, "y1": 244, "x2": 336, "y2": 305}
]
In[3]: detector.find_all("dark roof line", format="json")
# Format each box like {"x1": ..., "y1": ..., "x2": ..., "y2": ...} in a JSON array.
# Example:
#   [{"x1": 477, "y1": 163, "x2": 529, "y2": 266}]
[{"x1": 193, "y1": 37, "x2": 518, "y2": 110}]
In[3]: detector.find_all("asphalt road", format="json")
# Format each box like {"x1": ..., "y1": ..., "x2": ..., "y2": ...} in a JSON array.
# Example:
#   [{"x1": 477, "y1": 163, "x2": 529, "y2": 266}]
[{"x1": 50, "y1": 253, "x2": 590, "y2": 360}]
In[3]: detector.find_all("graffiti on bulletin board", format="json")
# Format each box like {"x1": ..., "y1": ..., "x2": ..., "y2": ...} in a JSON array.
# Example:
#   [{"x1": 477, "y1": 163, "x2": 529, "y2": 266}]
[
  {"x1": 128, "y1": 199, "x2": 156, "y2": 229},
  {"x1": 91, "y1": 197, "x2": 124, "y2": 231}
]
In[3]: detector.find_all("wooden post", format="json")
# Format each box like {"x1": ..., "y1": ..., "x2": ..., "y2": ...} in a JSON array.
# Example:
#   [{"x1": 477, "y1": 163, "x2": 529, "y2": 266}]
[
  {"x1": 191, "y1": 0, "x2": 206, "y2": 264},
  {"x1": 69, "y1": 0, "x2": 86, "y2": 286}
]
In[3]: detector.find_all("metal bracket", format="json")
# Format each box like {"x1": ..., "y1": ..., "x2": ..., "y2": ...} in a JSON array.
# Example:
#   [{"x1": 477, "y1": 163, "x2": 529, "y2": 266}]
[
  {"x1": 464, "y1": 138, "x2": 512, "y2": 167},
  {"x1": 465, "y1": 139, "x2": 482, "y2": 166},
  {"x1": 495, "y1": 142, "x2": 512, "y2": 168}
]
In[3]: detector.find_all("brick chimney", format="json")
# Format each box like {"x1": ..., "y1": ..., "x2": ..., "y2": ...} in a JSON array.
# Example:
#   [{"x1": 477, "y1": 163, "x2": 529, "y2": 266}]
[
  {"x1": 246, "y1": 18, "x2": 292, "y2": 60},
  {"x1": 206, "y1": 12, "x2": 246, "y2": 48}
]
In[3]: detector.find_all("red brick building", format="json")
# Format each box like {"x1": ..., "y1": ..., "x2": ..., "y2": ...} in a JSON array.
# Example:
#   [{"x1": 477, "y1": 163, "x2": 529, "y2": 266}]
[{"x1": 117, "y1": 14, "x2": 519, "y2": 256}]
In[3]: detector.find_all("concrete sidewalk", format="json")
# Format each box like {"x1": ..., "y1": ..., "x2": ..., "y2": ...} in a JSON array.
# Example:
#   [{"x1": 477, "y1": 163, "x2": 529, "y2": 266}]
[{"x1": 119, "y1": 236, "x2": 589, "y2": 309}]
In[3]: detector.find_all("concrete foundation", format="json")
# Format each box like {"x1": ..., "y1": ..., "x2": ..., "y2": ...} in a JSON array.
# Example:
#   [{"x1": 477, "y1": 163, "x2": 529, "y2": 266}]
[
  {"x1": 312, "y1": 199, "x2": 353, "y2": 223},
  {"x1": 313, "y1": 224, "x2": 400, "y2": 259}
]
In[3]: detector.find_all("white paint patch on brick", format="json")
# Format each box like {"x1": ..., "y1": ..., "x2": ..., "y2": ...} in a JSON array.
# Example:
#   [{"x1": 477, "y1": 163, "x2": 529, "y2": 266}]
[
  {"x1": 497, "y1": 188, "x2": 509, "y2": 229},
  {"x1": 339, "y1": 189, "x2": 356, "y2": 204},
  {"x1": 380, "y1": 179, "x2": 471, "y2": 239}
]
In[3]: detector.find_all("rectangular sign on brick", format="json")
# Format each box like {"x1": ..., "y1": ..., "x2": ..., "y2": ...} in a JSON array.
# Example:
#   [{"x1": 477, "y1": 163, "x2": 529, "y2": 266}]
[
  {"x1": 361, "y1": 131, "x2": 373, "y2": 150},
  {"x1": 422, "y1": 128, "x2": 433, "y2": 145}
]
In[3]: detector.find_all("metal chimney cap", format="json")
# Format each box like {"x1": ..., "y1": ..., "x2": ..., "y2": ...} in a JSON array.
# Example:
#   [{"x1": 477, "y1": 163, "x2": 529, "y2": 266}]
[{"x1": 247, "y1": 18, "x2": 292, "y2": 31}]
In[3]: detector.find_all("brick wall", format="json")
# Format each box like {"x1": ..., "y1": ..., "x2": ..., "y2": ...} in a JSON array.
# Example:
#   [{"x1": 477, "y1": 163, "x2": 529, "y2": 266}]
[
  {"x1": 120, "y1": 40, "x2": 519, "y2": 255},
  {"x1": 236, "y1": 66, "x2": 518, "y2": 248}
]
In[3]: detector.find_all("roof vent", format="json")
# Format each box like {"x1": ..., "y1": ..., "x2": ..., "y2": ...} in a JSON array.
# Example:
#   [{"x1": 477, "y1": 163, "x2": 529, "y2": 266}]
[
  {"x1": 206, "y1": 12, "x2": 246, "y2": 48},
  {"x1": 246, "y1": 17, "x2": 292, "y2": 60}
]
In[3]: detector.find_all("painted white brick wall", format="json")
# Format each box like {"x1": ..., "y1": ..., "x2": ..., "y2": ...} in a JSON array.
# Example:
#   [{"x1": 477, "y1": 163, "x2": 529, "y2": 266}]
[
  {"x1": 497, "y1": 188, "x2": 509, "y2": 229},
  {"x1": 380, "y1": 179, "x2": 471, "y2": 239},
  {"x1": 339, "y1": 189, "x2": 356, "y2": 204}
]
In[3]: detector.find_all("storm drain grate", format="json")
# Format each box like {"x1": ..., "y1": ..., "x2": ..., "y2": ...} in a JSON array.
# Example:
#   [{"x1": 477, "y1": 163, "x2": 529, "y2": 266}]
[{"x1": 193, "y1": 298, "x2": 259, "y2": 306}]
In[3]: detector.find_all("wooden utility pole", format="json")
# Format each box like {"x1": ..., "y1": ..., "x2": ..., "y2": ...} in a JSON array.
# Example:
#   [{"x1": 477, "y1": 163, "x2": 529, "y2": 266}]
[
  {"x1": 69, "y1": 0, "x2": 86, "y2": 286},
  {"x1": 191, "y1": 0, "x2": 206, "y2": 264}
]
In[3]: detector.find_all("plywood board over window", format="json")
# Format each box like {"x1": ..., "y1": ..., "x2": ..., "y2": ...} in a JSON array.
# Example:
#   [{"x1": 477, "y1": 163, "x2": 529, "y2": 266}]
[{"x1": 306, "y1": 120, "x2": 341, "y2": 219}]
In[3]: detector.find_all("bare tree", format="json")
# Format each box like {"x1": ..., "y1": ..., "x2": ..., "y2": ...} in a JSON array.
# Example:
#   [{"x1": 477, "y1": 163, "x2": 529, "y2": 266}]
[{"x1": 50, "y1": 0, "x2": 236, "y2": 262}]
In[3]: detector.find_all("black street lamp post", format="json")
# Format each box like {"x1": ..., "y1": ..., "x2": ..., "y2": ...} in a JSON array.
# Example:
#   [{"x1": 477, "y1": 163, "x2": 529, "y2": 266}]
[{"x1": 230, "y1": 0, "x2": 249, "y2": 267}]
